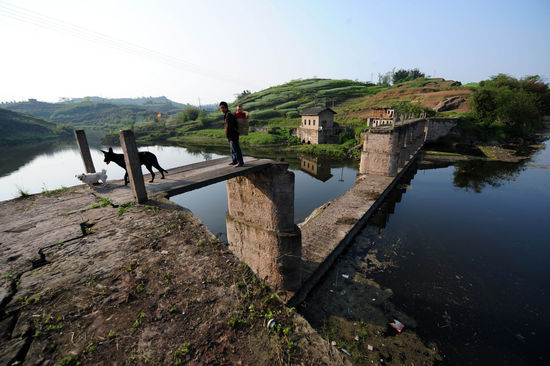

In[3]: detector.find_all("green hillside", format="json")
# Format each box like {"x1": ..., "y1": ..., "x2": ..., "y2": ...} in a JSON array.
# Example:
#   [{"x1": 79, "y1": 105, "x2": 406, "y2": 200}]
[
  {"x1": 101, "y1": 78, "x2": 380, "y2": 149},
  {"x1": 2, "y1": 100, "x2": 60, "y2": 119},
  {"x1": 67, "y1": 96, "x2": 190, "y2": 113},
  {"x1": 2, "y1": 96, "x2": 185, "y2": 130},
  {"x1": 0, "y1": 108, "x2": 71, "y2": 145},
  {"x1": 49, "y1": 102, "x2": 162, "y2": 130},
  {"x1": 98, "y1": 77, "x2": 480, "y2": 158},
  {"x1": 235, "y1": 78, "x2": 375, "y2": 121}
]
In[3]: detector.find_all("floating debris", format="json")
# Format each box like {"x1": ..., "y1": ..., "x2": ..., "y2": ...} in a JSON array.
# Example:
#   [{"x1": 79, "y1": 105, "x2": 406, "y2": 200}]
[
  {"x1": 367, "y1": 344, "x2": 374, "y2": 351},
  {"x1": 340, "y1": 348, "x2": 351, "y2": 357},
  {"x1": 341, "y1": 274, "x2": 349, "y2": 279},
  {"x1": 267, "y1": 319, "x2": 276, "y2": 329},
  {"x1": 390, "y1": 319, "x2": 405, "y2": 333}
]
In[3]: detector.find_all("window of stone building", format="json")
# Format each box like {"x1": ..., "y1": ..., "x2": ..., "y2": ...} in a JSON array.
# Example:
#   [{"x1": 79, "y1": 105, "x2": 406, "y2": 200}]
[{"x1": 313, "y1": 120, "x2": 315, "y2": 126}]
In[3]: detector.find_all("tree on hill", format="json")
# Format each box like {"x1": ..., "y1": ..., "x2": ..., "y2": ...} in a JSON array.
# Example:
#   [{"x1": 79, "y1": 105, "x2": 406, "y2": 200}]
[
  {"x1": 392, "y1": 68, "x2": 425, "y2": 84},
  {"x1": 471, "y1": 73, "x2": 549, "y2": 136},
  {"x1": 177, "y1": 106, "x2": 203, "y2": 122}
]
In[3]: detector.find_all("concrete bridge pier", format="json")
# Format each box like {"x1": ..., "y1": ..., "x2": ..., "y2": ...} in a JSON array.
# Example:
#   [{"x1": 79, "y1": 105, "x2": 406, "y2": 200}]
[
  {"x1": 359, "y1": 129, "x2": 401, "y2": 176},
  {"x1": 225, "y1": 163, "x2": 302, "y2": 293},
  {"x1": 360, "y1": 119, "x2": 430, "y2": 176}
]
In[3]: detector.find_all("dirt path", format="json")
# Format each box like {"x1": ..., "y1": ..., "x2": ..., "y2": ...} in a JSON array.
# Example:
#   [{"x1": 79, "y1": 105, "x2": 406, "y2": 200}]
[{"x1": 0, "y1": 186, "x2": 347, "y2": 365}]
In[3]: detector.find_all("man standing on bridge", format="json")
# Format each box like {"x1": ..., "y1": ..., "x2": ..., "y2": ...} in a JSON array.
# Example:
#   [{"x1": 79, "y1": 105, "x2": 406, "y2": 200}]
[{"x1": 219, "y1": 101, "x2": 244, "y2": 167}]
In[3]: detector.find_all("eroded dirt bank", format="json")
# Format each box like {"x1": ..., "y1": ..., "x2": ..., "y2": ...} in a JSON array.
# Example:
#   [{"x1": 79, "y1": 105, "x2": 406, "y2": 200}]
[{"x1": 0, "y1": 186, "x2": 347, "y2": 365}]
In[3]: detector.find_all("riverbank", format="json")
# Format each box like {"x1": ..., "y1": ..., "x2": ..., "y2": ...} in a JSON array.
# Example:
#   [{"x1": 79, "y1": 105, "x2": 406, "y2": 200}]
[{"x1": 0, "y1": 185, "x2": 348, "y2": 365}]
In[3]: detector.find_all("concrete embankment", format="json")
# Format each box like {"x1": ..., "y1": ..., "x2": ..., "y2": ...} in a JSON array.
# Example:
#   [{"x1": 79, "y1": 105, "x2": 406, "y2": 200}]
[{"x1": 0, "y1": 183, "x2": 348, "y2": 365}]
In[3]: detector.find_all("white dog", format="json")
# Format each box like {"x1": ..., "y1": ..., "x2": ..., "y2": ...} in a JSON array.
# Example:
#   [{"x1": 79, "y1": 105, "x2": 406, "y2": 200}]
[{"x1": 75, "y1": 169, "x2": 108, "y2": 187}]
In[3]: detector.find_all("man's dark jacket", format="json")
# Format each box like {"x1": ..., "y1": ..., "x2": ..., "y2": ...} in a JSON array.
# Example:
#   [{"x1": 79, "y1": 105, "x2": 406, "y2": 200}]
[{"x1": 224, "y1": 111, "x2": 239, "y2": 141}]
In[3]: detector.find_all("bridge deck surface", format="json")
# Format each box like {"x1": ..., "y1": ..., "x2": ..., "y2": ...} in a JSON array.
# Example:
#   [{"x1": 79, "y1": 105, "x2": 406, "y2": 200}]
[{"x1": 98, "y1": 156, "x2": 275, "y2": 204}]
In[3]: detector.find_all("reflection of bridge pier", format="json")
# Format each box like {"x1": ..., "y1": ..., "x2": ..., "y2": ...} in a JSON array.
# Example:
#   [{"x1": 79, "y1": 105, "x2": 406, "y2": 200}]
[{"x1": 368, "y1": 163, "x2": 418, "y2": 230}]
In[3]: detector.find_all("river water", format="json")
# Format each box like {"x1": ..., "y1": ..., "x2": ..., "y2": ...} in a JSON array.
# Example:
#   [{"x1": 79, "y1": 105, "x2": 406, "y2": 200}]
[
  {"x1": 1, "y1": 136, "x2": 549, "y2": 364},
  {"x1": 300, "y1": 134, "x2": 550, "y2": 365},
  {"x1": 0, "y1": 140, "x2": 357, "y2": 239}
]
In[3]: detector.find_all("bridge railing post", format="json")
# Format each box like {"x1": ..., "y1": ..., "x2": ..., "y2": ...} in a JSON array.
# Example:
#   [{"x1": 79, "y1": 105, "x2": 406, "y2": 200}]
[
  {"x1": 119, "y1": 130, "x2": 148, "y2": 204},
  {"x1": 74, "y1": 130, "x2": 96, "y2": 173}
]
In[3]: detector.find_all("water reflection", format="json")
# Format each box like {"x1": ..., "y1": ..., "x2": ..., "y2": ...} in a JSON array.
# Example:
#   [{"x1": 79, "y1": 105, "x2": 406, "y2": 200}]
[
  {"x1": 298, "y1": 154, "x2": 333, "y2": 182},
  {"x1": 302, "y1": 141, "x2": 550, "y2": 365},
  {"x1": 0, "y1": 138, "x2": 75, "y2": 177},
  {"x1": 452, "y1": 159, "x2": 527, "y2": 193}
]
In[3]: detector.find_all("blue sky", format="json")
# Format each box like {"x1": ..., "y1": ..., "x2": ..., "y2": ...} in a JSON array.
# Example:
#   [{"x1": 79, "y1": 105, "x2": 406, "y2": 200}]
[{"x1": 1, "y1": 0, "x2": 549, "y2": 104}]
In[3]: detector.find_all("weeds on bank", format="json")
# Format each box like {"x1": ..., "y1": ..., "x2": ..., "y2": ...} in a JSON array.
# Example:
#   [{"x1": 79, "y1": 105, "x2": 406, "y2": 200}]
[
  {"x1": 117, "y1": 202, "x2": 135, "y2": 216},
  {"x1": 16, "y1": 186, "x2": 32, "y2": 199},
  {"x1": 42, "y1": 186, "x2": 69, "y2": 196},
  {"x1": 227, "y1": 264, "x2": 301, "y2": 360},
  {"x1": 173, "y1": 341, "x2": 192, "y2": 364},
  {"x1": 90, "y1": 197, "x2": 113, "y2": 209},
  {"x1": 132, "y1": 312, "x2": 146, "y2": 329}
]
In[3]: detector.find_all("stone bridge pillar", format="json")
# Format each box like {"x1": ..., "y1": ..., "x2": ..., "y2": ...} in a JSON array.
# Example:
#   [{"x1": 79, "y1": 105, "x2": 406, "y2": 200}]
[
  {"x1": 359, "y1": 119, "x2": 428, "y2": 176},
  {"x1": 226, "y1": 163, "x2": 301, "y2": 292},
  {"x1": 359, "y1": 129, "x2": 400, "y2": 176}
]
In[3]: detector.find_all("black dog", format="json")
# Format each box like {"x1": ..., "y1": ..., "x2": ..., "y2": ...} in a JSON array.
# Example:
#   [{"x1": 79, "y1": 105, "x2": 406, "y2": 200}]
[{"x1": 101, "y1": 147, "x2": 168, "y2": 185}]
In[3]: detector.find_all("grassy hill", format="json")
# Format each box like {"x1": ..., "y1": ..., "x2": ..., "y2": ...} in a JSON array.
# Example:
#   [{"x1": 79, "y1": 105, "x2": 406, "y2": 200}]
[
  {"x1": 2, "y1": 100, "x2": 60, "y2": 120},
  {"x1": 0, "y1": 108, "x2": 72, "y2": 145},
  {"x1": 49, "y1": 102, "x2": 162, "y2": 130},
  {"x1": 116, "y1": 77, "x2": 475, "y2": 158},
  {"x1": 2, "y1": 96, "x2": 187, "y2": 131},
  {"x1": 67, "y1": 96, "x2": 191, "y2": 113},
  {"x1": 333, "y1": 78, "x2": 474, "y2": 126}
]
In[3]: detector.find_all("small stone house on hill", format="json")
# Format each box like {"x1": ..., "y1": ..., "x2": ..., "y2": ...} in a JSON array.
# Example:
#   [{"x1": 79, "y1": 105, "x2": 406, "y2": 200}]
[
  {"x1": 297, "y1": 107, "x2": 339, "y2": 144},
  {"x1": 367, "y1": 107, "x2": 395, "y2": 127}
]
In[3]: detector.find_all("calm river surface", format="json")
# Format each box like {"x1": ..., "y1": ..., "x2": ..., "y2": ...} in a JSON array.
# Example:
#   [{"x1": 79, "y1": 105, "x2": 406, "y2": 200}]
[
  {"x1": 301, "y1": 134, "x2": 550, "y2": 365},
  {"x1": 2, "y1": 135, "x2": 549, "y2": 364},
  {"x1": 0, "y1": 141, "x2": 358, "y2": 239}
]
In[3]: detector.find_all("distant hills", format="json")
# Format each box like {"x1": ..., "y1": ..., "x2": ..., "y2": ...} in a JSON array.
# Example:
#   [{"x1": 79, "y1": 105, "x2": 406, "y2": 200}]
[
  {"x1": 66, "y1": 96, "x2": 191, "y2": 112},
  {"x1": 0, "y1": 96, "x2": 200, "y2": 137},
  {"x1": 0, "y1": 108, "x2": 71, "y2": 146},
  {"x1": 2, "y1": 95, "x2": 191, "y2": 119}
]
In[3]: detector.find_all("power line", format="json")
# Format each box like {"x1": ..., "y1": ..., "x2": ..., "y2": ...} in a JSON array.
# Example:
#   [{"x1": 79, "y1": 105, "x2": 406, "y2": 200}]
[{"x1": 0, "y1": 0, "x2": 244, "y2": 85}]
